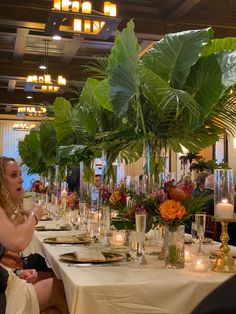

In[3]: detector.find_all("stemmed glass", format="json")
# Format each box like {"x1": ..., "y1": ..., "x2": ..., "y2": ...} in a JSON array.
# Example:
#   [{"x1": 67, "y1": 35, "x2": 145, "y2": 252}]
[{"x1": 195, "y1": 213, "x2": 206, "y2": 252}]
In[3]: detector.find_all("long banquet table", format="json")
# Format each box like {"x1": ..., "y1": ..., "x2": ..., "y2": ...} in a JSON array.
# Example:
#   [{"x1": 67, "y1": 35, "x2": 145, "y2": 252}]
[{"x1": 24, "y1": 221, "x2": 235, "y2": 314}]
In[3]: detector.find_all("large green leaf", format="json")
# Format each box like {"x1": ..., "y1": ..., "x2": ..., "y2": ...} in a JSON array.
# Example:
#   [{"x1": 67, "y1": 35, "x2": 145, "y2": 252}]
[
  {"x1": 140, "y1": 66, "x2": 203, "y2": 134},
  {"x1": 39, "y1": 120, "x2": 58, "y2": 165},
  {"x1": 53, "y1": 97, "x2": 78, "y2": 143},
  {"x1": 107, "y1": 20, "x2": 140, "y2": 117},
  {"x1": 215, "y1": 51, "x2": 236, "y2": 88},
  {"x1": 93, "y1": 79, "x2": 113, "y2": 112},
  {"x1": 203, "y1": 37, "x2": 236, "y2": 56},
  {"x1": 184, "y1": 55, "x2": 223, "y2": 117},
  {"x1": 18, "y1": 131, "x2": 46, "y2": 174},
  {"x1": 142, "y1": 28, "x2": 213, "y2": 89}
]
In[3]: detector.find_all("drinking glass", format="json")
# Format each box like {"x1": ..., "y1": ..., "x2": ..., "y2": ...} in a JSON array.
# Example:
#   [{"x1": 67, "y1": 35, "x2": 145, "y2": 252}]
[
  {"x1": 129, "y1": 231, "x2": 146, "y2": 266},
  {"x1": 195, "y1": 213, "x2": 206, "y2": 252},
  {"x1": 191, "y1": 222, "x2": 198, "y2": 243},
  {"x1": 135, "y1": 212, "x2": 146, "y2": 233},
  {"x1": 87, "y1": 221, "x2": 99, "y2": 246},
  {"x1": 68, "y1": 209, "x2": 80, "y2": 231}
]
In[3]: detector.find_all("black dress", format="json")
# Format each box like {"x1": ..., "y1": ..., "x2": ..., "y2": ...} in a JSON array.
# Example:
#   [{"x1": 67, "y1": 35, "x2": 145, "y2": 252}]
[
  {"x1": 192, "y1": 275, "x2": 236, "y2": 314},
  {"x1": 0, "y1": 264, "x2": 9, "y2": 314}
]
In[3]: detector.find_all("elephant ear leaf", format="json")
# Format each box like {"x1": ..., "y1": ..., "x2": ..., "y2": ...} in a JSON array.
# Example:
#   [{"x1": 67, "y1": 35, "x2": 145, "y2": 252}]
[
  {"x1": 107, "y1": 19, "x2": 140, "y2": 117},
  {"x1": 18, "y1": 131, "x2": 46, "y2": 174},
  {"x1": 142, "y1": 28, "x2": 213, "y2": 89},
  {"x1": 39, "y1": 120, "x2": 58, "y2": 165}
]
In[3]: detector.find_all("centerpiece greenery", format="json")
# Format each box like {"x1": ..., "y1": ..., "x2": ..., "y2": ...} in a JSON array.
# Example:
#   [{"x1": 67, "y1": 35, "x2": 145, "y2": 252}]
[{"x1": 18, "y1": 20, "x2": 236, "y2": 189}]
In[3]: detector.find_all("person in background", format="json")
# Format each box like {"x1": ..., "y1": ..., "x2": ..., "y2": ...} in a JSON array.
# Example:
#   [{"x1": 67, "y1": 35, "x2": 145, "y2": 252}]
[
  {"x1": 202, "y1": 174, "x2": 214, "y2": 216},
  {"x1": 192, "y1": 172, "x2": 210, "y2": 197},
  {"x1": 191, "y1": 275, "x2": 236, "y2": 314},
  {"x1": 67, "y1": 166, "x2": 80, "y2": 192},
  {"x1": 0, "y1": 156, "x2": 69, "y2": 314},
  {"x1": 94, "y1": 174, "x2": 102, "y2": 189}
]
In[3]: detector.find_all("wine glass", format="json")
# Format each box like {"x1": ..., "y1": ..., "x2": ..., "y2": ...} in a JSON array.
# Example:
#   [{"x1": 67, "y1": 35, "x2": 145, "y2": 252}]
[{"x1": 195, "y1": 213, "x2": 206, "y2": 252}]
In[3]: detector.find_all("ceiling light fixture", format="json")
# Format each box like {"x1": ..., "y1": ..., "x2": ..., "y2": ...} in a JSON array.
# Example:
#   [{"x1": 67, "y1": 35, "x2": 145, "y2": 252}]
[
  {"x1": 12, "y1": 122, "x2": 37, "y2": 131},
  {"x1": 52, "y1": 34, "x2": 62, "y2": 40},
  {"x1": 24, "y1": 41, "x2": 66, "y2": 93},
  {"x1": 39, "y1": 65, "x2": 47, "y2": 70},
  {"x1": 17, "y1": 106, "x2": 47, "y2": 117},
  {"x1": 45, "y1": 1, "x2": 122, "y2": 39}
]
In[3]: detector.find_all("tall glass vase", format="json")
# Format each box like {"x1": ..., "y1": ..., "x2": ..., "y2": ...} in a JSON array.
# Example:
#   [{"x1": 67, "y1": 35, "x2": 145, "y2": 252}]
[
  {"x1": 165, "y1": 224, "x2": 185, "y2": 269},
  {"x1": 214, "y1": 169, "x2": 234, "y2": 220}
]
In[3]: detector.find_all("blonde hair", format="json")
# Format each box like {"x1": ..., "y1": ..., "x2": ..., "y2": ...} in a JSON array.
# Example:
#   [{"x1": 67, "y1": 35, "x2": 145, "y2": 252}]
[{"x1": 0, "y1": 156, "x2": 22, "y2": 218}]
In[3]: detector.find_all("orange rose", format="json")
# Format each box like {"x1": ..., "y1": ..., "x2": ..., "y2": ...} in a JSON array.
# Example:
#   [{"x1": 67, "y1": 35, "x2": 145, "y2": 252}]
[{"x1": 159, "y1": 199, "x2": 186, "y2": 220}]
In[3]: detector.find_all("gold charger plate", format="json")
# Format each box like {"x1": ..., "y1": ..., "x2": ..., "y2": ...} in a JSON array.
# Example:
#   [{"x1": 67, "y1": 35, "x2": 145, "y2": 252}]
[
  {"x1": 44, "y1": 235, "x2": 91, "y2": 244},
  {"x1": 35, "y1": 226, "x2": 71, "y2": 231},
  {"x1": 41, "y1": 216, "x2": 53, "y2": 221},
  {"x1": 59, "y1": 251, "x2": 124, "y2": 264},
  {"x1": 210, "y1": 249, "x2": 236, "y2": 258},
  {"x1": 203, "y1": 237, "x2": 213, "y2": 244}
]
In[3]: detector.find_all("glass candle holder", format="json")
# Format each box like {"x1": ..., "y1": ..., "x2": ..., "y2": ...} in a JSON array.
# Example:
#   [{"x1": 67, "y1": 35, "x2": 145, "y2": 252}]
[
  {"x1": 112, "y1": 230, "x2": 126, "y2": 246},
  {"x1": 214, "y1": 169, "x2": 234, "y2": 220},
  {"x1": 191, "y1": 252, "x2": 209, "y2": 273}
]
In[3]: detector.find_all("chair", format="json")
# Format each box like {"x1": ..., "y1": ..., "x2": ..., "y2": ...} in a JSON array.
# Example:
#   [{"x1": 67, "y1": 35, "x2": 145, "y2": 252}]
[{"x1": 205, "y1": 215, "x2": 220, "y2": 241}]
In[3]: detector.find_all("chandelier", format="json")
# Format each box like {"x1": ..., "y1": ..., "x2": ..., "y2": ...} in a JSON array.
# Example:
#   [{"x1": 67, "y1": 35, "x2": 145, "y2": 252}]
[
  {"x1": 45, "y1": 1, "x2": 122, "y2": 39},
  {"x1": 24, "y1": 41, "x2": 66, "y2": 93},
  {"x1": 17, "y1": 106, "x2": 47, "y2": 117},
  {"x1": 12, "y1": 122, "x2": 37, "y2": 131}
]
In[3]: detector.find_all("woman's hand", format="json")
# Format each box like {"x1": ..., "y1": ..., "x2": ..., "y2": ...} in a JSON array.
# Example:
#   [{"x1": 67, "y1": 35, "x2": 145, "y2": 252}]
[
  {"x1": 31, "y1": 204, "x2": 43, "y2": 221},
  {"x1": 16, "y1": 269, "x2": 38, "y2": 284}
]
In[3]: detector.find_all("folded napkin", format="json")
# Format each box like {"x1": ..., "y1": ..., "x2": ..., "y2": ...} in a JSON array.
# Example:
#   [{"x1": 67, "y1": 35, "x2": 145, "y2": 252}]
[{"x1": 74, "y1": 248, "x2": 106, "y2": 262}]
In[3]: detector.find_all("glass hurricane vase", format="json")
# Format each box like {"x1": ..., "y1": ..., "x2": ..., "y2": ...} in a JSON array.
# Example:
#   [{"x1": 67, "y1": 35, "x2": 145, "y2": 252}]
[{"x1": 165, "y1": 224, "x2": 185, "y2": 269}]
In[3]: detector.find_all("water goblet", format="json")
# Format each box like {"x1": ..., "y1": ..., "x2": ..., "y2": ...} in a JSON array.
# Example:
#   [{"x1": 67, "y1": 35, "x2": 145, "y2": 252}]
[{"x1": 195, "y1": 213, "x2": 206, "y2": 252}]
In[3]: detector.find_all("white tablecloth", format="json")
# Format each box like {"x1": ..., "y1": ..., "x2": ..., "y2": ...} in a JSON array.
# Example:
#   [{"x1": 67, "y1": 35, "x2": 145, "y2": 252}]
[{"x1": 24, "y1": 222, "x2": 235, "y2": 314}]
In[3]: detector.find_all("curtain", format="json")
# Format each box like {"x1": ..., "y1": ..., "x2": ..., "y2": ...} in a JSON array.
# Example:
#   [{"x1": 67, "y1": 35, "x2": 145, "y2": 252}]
[{"x1": 0, "y1": 120, "x2": 39, "y2": 190}]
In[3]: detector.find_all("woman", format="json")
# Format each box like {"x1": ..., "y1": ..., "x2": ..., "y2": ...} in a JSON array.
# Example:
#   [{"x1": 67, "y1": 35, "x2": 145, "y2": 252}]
[{"x1": 0, "y1": 156, "x2": 69, "y2": 314}]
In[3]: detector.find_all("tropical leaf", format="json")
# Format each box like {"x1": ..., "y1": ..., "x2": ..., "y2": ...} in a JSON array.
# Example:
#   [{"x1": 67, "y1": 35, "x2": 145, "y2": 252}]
[
  {"x1": 140, "y1": 66, "x2": 203, "y2": 135},
  {"x1": 142, "y1": 28, "x2": 213, "y2": 89},
  {"x1": 203, "y1": 37, "x2": 236, "y2": 56},
  {"x1": 107, "y1": 19, "x2": 140, "y2": 117},
  {"x1": 83, "y1": 56, "x2": 109, "y2": 80},
  {"x1": 184, "y1": 54, "x2": 223, "y2": 117},
  {"x1": 39, "y1": 120, "x2": 58, "y2": 165},
  {"x1": 18, "y1": 131, "x2": 46, "y2": 175}
]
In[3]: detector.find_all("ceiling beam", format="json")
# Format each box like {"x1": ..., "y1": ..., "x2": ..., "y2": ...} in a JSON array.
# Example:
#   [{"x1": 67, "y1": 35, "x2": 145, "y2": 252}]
[
  {"x1": 170, "y1": 0, "x2": 204, "y2": 18},
  {"x1": 61, "y1": 36, "x2": 84, "y2": 65},
  {"x1": 13, "y1": 28, "x2": 29, "y2": 60}
]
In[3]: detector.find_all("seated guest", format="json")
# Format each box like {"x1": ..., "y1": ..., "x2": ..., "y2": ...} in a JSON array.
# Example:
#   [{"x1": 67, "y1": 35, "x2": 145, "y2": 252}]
[
  {"x1": 0, "y1": 156, "x2": 69, "y2": 314},
  {"x1": 192, "y1": 275, "x2": 236, "y2": 314},
  {"x1": 67, "y1": 166, "x2": 80, "y2": 192},
  {"x1": 192, "y1": 172, "x2": 210, "y2": 197},
  {"x1": 202, "y1": 174, "x2": 214, "y2": 216}
]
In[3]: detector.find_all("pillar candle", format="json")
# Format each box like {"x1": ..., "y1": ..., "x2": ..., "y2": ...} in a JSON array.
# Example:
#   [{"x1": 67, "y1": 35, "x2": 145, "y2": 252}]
[{"x1": 215, "y1": 199, "x2": 234, "y2": 219}]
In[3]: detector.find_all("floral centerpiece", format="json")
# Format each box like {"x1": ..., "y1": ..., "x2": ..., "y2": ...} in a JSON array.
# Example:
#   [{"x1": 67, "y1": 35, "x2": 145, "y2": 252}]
[
  {"x1": 66, "y1": 192, "x2": 80, "y2": 210},
  {"x1": 111, "y1": 178, "x2": 211, "y2": 267}
]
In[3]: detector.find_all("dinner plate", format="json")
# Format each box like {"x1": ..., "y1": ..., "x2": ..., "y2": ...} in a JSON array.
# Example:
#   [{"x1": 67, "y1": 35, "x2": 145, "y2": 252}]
[
  {"x1": 59, "y1": 251, "x2": 125, "y2": 264},
  {"x1": 40, "y1": 216, "x2": 53, "y2": 221},
  {"x1": 44, "y1": 235, "x2": 91, "y2": 244},
  {"x1": 35, "y1": 226, "x2": 71, "y2": 231},
  {"x1": 210, "y1": 249, "x2": 236, "y2": 258},
  {"x1": 184, "y1": 237, "x2": 213, "y2": 244}
]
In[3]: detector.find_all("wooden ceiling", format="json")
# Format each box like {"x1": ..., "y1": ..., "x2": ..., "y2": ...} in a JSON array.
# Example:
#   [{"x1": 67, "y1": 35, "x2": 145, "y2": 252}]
[{"x1": 0, "y1": 0, "x2": 235, "y2": 117}]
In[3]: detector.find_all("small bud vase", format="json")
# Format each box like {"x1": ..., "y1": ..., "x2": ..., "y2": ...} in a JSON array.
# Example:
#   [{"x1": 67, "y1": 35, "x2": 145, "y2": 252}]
[{"x1": 165, "y1": 224, "x2": 185, "y2": 269}]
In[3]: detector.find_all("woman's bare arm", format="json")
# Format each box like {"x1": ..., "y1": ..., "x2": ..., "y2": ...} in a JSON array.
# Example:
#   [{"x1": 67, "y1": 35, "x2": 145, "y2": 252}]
[{"x1": 0, "y1": 205, "x2": 42, "y2": 251}]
